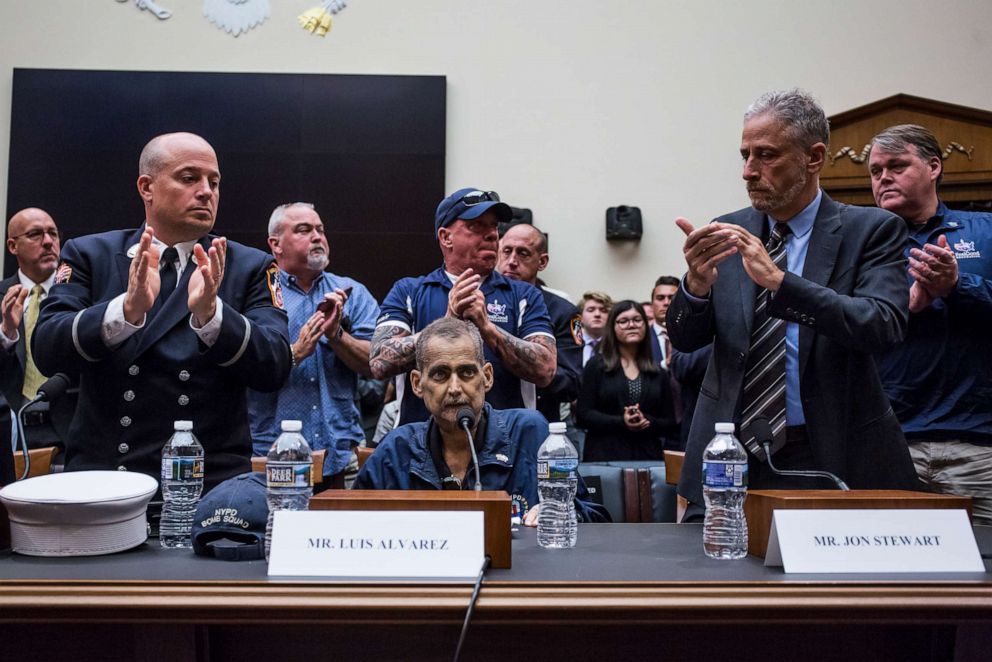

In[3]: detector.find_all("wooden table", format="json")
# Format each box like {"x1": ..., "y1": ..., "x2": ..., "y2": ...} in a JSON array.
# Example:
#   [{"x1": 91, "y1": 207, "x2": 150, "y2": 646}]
[{"x1": 1, "y1": 524, "x2": 990, "y2": 661}]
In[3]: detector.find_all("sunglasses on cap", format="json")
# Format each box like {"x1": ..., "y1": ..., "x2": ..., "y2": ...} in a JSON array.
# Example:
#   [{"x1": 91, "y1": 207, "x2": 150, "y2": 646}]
[{"x1": 458, "y1": 191, "x2": 501, "y2": 206}]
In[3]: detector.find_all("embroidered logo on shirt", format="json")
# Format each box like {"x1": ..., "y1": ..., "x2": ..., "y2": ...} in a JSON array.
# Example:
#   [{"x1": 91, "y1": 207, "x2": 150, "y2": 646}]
[
  {"x1": 54, "y1": 263, "x2": 72, "y2": 284},
  {"x1": 953, "y1": 239, "x2": 981, "y2": 259},
  {"x1": 266, "y1": 264, "x2": 284, "y2": 308},
  {"x1": 487, "y1": 299, "x2": 509, "y2": 324}
]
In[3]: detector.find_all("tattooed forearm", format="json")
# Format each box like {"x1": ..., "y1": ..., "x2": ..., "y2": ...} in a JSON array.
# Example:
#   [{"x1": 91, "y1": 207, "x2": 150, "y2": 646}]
[
  {"x1": 488, "y1": 328, "x2": 556, "y2": 387},
  {"x1": 369, "y1": 325, "x2": 417, "y2": 379}
]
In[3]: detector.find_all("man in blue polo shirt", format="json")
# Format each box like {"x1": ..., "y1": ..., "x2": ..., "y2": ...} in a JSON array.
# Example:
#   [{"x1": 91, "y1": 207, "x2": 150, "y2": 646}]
[
  {"x1": 869, "y1": 124, "x2": 992, "y2": 524},
  {"x1": 248, "y1": 202, "x2": 379, "y2": 489},
  {"x1": 370, "y1": 188, "x2": 556, "y2": 426}
]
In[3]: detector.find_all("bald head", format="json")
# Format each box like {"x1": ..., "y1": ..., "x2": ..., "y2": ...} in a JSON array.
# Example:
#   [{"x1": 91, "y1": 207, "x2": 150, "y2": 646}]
[
  {"x1": 497, "y1": 223, "x2": 549, "y2": 285},
  {"x1": 6, "y1": 207, "x2": 61, "y2": 283},
  {"x1": 136, "y1": 132, "x2": 221, "y2": 244},
  {"x1": 139, "y1": 132, "x2": 216, "y2": 178}
]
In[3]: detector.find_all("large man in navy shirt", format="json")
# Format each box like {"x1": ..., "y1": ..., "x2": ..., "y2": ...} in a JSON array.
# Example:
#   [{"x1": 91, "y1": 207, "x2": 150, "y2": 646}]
[
  {"x1": 370, "y1": 188, "x2": 556, "y2": 425},
  {"x1": 869, "y1": 124, "x2": 992, "y2": 525}
]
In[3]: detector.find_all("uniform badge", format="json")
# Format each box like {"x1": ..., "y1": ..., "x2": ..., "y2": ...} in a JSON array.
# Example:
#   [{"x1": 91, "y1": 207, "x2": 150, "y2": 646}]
[
  {"x1": 266, "y1": 264, "x2": 284, "y2": 308},
  {"x1": 569, "y1": 314, "x2": 584, "y2": 345},
  {"x1": 510, "y1": 494, "x2": 529, "y2": 524},
  {"x1": 54, "y1": 263, "x2": 73, "y2": 284}
]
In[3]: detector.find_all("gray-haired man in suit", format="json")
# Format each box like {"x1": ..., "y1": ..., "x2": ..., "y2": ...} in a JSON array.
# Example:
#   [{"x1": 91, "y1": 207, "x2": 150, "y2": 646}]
[{"x1": 668, "y1": 89, "x2": 920, "y2": 519}]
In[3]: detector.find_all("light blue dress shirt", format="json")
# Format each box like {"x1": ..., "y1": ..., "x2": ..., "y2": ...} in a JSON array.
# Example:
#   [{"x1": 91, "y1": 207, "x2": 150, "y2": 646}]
[{"x1": 770, "y1": 189, "x2": 821, "y2": 427}]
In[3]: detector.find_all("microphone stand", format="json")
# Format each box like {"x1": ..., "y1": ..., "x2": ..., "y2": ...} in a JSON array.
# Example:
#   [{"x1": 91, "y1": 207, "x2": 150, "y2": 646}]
[
  {"x1": 761, "y1": 441, "x2": 850, "y2": 491},
  {"x1": 458, "y1": 411, "x2": 483, "y2": 492}
]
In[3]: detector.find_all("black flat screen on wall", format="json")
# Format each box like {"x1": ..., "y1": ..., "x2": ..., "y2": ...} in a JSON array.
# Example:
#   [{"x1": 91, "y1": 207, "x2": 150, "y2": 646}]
[{"x1": 5, "y1": 68, "x2": 446, "y2": 300}]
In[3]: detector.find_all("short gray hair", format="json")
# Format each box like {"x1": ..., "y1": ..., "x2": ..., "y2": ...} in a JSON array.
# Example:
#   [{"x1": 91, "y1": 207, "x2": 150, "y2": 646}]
[
  {"x1": 869, "y1": 124, "x2": 944, "y2": 185},
  {"x1": 415, "y1": 318, "x2": 485, "y2": 371},
  {"x1": 744, "y1": 89, "x2": 830, "y2": 149},
  {"x1": 268, "y1": 202, "x2": 316, "y2": 237}
]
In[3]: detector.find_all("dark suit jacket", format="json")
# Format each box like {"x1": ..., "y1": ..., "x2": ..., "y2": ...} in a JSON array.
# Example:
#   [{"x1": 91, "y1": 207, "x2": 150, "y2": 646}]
[
  {"x1": 0, "y1": 275, "x2": 76, "y2": 451},
  {"x1": 668, "y1": 193, "x2": 919, "y2": 507},
  {"x1": 576, "y1": 354, "x2": 675, "y2": 461},
  {"x1": 33, "y1": 228, "x2": 292, "y2": 491},
  {"x1": 536, "y1": 288, "x2": 583, "y2": 423}
]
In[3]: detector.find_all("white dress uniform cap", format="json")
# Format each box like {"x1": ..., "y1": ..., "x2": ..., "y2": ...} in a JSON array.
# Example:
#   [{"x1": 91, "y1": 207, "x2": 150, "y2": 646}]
[{"x1": 0, "y1": 471, "x2": 158, "y2": 556}]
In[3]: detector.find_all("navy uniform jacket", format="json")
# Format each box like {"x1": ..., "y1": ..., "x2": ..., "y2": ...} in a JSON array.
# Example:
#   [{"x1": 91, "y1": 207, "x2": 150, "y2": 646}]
[
  {"x1": 33, "y1": 228, "x2": 291, "y2": 492},
  {"x1": 354, "y1": 403, "x2": 610, "y2": 523},
  {"x1": 536, "y1": 288, "x2": 583, "y2": 422},
  {"x1": 668, "y1": 194, "x2": 920, "y2": 507}
]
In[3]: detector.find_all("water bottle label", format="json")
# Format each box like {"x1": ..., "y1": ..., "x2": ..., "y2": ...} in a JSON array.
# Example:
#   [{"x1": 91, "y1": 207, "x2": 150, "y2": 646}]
[
  {"x1": 267, "y1": 462, "x2": 312, "y2": 488},
  {"x1": 702, "y1": 460, "x2": 747, "y2": 488},
  {"x1": 162, "y1": 457, "x2": 204, "y2": 481},
  {"x1": 537, "y1": 458, "x2": 578, "y2": 480}
]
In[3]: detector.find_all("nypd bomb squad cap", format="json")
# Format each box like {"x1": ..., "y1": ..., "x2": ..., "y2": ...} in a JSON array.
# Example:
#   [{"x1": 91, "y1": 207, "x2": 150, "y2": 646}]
[
  {"x1": 0, "y1": 471, "x2": 158, "y2": 557},
  {"x1": 192, "y1": 472, "x2": 268, "y2": 561}
]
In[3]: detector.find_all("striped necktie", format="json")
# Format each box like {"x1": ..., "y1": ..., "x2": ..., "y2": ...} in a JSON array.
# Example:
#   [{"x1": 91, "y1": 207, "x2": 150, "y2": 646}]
[
  {"x1": 22, "y1": 284, "x2": 47, "y2": 400},
  {"x1": 740, "y1": 222, "x2": 791, "y2": 458}
]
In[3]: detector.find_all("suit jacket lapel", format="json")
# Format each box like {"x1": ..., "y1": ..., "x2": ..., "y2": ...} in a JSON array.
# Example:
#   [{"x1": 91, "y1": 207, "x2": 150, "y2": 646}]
[
  {"x1": 736, "y1": 209, "x2": 766, "y2": 336},
  {"x1": 799, "y1": 193, "x2": 842, "y2": 375}
]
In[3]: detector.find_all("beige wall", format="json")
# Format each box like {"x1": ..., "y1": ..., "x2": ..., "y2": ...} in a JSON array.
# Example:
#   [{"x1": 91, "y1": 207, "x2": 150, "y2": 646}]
[{"x1": 1, "y1": 0, "x2": 990, "y2": 301}]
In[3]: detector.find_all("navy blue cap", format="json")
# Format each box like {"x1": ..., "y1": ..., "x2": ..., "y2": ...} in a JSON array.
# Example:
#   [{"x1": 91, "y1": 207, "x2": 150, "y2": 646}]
[
  {"x1": 434, "y1": 187, "x2": 512, "y2": 235},
  {"x1": 192, "y1": 472, "x2": 268, "y2": 561}
]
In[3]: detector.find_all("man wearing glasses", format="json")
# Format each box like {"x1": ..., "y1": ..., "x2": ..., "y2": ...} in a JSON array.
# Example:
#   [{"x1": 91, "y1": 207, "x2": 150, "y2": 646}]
[
  {"x1": 1, "y1": 208, "x2": 73, "y2": 451},
  {"x1": 370, "y1": 188, "x2": 556, "y2": 426}
]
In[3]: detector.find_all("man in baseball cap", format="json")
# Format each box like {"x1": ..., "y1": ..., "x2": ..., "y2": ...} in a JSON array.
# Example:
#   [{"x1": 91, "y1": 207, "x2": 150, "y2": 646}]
[{"x1": 370, "y1": 187, "x2": 556, "y2": 425}]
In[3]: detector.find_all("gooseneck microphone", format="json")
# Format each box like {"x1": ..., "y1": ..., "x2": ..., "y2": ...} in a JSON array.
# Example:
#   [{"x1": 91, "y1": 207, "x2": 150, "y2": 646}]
[
  {"x1": 456, "y1": 407, "x2": 483, "y2": 492},
  {"x1": 750, "y1": 418, "x2": 850, "y2": 491},
  {"x1": 16, "y1": 373, "x2": 71, "y2": 480}
]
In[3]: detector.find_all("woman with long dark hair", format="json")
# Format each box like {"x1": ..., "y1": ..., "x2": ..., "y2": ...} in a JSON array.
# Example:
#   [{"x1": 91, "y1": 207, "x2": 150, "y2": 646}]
[{"x1": 576, "y1": 299, "x2": 675, "y2": 461}]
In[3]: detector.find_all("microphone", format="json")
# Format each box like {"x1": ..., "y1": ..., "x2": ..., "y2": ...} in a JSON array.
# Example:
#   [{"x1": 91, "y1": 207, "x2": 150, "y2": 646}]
[
  {"x1": 749, "y1": 417, "x2": 850, "y2": 491},
  {"x1": 456, "y1": 407, "x2": 483, "y2": 492},
  {"x1": 16, "y1": 373, "x2": 71, "y2": 480}
]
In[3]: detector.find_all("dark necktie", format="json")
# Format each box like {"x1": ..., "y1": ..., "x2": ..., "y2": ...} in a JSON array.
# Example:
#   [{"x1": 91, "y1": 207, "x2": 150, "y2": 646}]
[
  {"x1": 159, "y1": 246, "x2": 179, "y2": 299},
  {"x1": 740, "y1": 222, "x2": 791, "y2": 458}
]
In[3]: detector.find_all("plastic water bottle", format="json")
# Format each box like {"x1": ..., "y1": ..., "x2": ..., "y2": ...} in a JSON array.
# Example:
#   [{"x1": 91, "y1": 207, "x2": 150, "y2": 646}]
[
  {"x1": 702, "y1": 422, "x2": 748, "y2": 559},
  {"x1": 160, "y1": 420, "x2": 205, "y2": 549},
  {"x1": 537, "y1": 422, "x2": 579, "y2": 549},
  {"x1": 265, "y1": 420, "x2": 313, "y2": 560}
]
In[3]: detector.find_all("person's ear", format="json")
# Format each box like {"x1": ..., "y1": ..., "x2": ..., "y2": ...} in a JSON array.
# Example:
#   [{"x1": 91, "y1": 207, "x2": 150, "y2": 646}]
[
  {"x1": 928, "y1": 155, "x2": 943, "y2": 184},
  {"x1": 482, "y1": 362, "x2": 494, "y2": 393},
  {"x1": 438, "y1": 227, "x2": 454, "y2": 250},
  {"x1": 808, "y1": 142, "x2": 827, "y2": 174},
  {"x1": 410, "y1": 369, "x2": 424, "y2": 398},
  {"x1": 137, "y1": 174, "x2": 154, "y2": 203}
]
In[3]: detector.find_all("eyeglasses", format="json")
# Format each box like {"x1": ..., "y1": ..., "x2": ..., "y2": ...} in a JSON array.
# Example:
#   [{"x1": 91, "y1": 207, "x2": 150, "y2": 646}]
[
  {"x1": 9, "y1": 228, "x2": 60, "y2": 243},
  {"x1": 615, "y1": 317, "x2": 645, "y2": 328},
  {"x1": 459, "y1": 191, "x2": 500, "y2": 206}
]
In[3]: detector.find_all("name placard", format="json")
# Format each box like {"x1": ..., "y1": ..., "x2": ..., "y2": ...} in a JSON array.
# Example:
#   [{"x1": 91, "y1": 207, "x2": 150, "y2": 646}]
[
  {"x1": 765, "y1": 509, "x2": 984, "y2": 573},
  {"x1": 267, "y1": 510, "x2": 485, "y2": 580}
]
